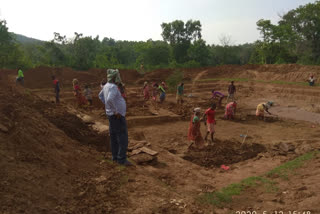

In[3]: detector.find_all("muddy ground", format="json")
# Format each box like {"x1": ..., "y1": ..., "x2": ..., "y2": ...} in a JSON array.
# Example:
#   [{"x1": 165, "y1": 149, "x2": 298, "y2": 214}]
[{"x1": 1, "y1": 64, "x2": 320, "y2": 213}]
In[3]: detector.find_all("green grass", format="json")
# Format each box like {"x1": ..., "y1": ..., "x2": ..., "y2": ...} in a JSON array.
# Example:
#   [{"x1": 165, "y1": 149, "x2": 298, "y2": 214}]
[
  {"x1": 197, "y1": 78, "x2": 319, "y2": 87},
  {"x1": 199, "y1": 151, "x2": 319, "y2": 207},
  {"x1": 266, "y1": 151, "x2": 318, "y2": 179},
  {"x1": 200, "y1": 176, "x2": 275, "y2": 207}
]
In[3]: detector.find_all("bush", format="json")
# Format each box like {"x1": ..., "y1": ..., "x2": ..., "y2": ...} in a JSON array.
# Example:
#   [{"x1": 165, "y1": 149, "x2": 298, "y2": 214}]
[{"x1": 166, "y1": 70, "x2": 184, "y2": 92}]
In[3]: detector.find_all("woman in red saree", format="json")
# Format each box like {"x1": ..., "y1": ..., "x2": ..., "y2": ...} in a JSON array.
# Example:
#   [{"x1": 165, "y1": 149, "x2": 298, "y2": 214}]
[
  {"x1": 73, "y1": 79, "x2": 88, "y2": 107},
  {"x1": 188, "y1": 108, "x2": 205, "y2": 149}
]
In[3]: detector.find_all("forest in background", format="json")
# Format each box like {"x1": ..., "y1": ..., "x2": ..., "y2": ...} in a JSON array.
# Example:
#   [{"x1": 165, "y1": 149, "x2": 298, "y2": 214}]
[{"x1": 1, "y1": 1, "x2": 320, "y2": 71}]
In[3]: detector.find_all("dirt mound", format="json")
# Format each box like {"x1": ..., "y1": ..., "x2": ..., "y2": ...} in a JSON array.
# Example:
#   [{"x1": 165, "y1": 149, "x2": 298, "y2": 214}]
[
  {"x1": 183, "y1": 140, "x2": 266, "y2": 167},
  {"x1": 21, "y1": 66, "x2": 99, "y2": 89},
  {"x1": 181, "y1": 64, "x2": 320, "y2": 82},
  {"x1": 88, "y1": 68, "x2": 142, "y2": 85},
  {"x1": 0, "y1": 83, "x2": 126, "y2": 213},
  {"x1": 137, "y1": 68, "x2": 174, "y2": 84}
]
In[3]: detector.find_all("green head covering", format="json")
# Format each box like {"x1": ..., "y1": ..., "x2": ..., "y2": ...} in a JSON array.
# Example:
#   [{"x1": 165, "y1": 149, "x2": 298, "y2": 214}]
[{"x1": 107, "y1": 69, "x2": 122, "y2": 83}]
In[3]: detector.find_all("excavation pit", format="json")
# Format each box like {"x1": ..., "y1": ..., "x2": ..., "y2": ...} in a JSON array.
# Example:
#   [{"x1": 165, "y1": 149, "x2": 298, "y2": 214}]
[{"x1": 183, "y1": 140, "x2": 266, "y2": 167}]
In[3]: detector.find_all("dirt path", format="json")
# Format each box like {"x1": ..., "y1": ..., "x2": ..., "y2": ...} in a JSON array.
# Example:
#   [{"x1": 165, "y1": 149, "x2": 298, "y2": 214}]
[{"x1": 191, "y1": 70, "x2": 208, "y2": 93}]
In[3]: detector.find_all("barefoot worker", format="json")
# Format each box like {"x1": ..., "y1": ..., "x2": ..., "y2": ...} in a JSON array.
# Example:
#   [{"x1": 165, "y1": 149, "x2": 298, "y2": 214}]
[
  {"x1": 159, "y1": 83, "x2": 166, "y2": 103},
  {"x1": 52, "y1": 76, "x2": 60, "y2": 104},
  {"x1": 211, "y1": 89, "x2": 225, "y2": 107},
  {"x1": 152, "y1": 83, "x2": 159, "y2": 110},
  {"x1": 143, "y1": 81, "x2": 150, "y2": 107},
  {"x1": 203, "y1": 103, "x2": 217, "y2": 143},
  {"x1": 72, "y1": 79, "x2": 87, "y2": 107},
  {"x1": 308, "y1": 74, "x2": 315, "y2": 86},
  {"x1": 226, "y1": 81, "x2": 236, "y2": 102},
  {"x1": 83, "y1": 84, "x2": 93, "y2": 106},
  {"x1": 224, "y1": 101, "x2": 237, "y2": 120},
  {"x1": 15, "y1": 68, "x2": 24, "y2": 86},
  {"x1": 256, "y1": 101, "x2": 273, "y2": 119},
  {"x1": 188, "y1": 107, "x2": 205, "y2": 149},
  {"x1": 176, "y1": 82, "x2": 184, "y2": 113},
  {"x1": 99, "y1": 69, "x2": 132, "y2": 166}
]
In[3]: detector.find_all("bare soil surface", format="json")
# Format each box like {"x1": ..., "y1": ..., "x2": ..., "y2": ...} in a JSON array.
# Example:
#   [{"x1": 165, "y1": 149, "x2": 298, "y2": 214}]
[{"x1": 1, "y1": 64, "x2": 320, "y2": 213}]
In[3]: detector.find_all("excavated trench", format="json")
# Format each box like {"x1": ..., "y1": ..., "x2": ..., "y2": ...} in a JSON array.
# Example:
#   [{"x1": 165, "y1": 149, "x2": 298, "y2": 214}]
[{"x1": 183, "y1": 140, "x2": 266, "y2": 167}]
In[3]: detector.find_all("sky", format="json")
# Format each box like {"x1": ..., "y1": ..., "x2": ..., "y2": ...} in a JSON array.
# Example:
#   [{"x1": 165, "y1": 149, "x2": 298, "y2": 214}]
[{"x1": 0, "y1": 0, "x2": 317, "y2": 45}]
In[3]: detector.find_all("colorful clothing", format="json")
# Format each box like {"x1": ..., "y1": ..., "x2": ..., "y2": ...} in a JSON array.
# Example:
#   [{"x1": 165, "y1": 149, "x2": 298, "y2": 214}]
[
  {"x1": 143, "y1": 85, "x2": 150, "y2": 100},
  {"x1": 177, "y1": 85, "x2": 184, "y2": 95},
  {"x1": 309, "y1": 77, "x2": 315, "y2": 86},
  {"x1": 256, "y1": 103, "x2": 265, "y2": 116},
  {"x1": 152, "y1": 86, "x2": 158, "y2": 101},
  {"x1": 18, "y1": 69, "x2": 24, "y2": 78},
  {"x1": 188, "y1": 114, "x2": 204, "y2": 148},
  {"x1": 159, "y1": 85, "x2": 166, "y2": 102},
  {"x1": 225, "y1": 102, "x2": 237, "y2": 119},
  {"x1": 205, "y1": 108, "x2": 216, "y2": 124},
  {"x1": 212, "y1": 91, "x2": 224, "y2": 98},
  {"x1": 74, "y1": 85, "x2": 87, "y2": 106},
  {"x1": 207, "y1": 123, "x2": 215, "y2": 133}
]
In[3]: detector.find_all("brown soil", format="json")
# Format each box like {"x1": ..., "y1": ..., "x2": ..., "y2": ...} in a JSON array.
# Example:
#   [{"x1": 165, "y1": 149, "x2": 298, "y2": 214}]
[
  {"x1": 224, "y1": 153, "x2": 320, "y2": 214},
  {"x1": 184, "y1": 140, "x2": 266, "y2": 167},
  {"x1": 1, "y1": 64, "x2": 320, "y2": 213}
]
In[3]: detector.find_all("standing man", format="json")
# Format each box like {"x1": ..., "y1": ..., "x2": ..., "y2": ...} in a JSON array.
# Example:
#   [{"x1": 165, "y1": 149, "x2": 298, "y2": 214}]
[
  {"x1": 227, "y1": 81, "x2": 236, "y2": 102},
  {"x1": 99, "y1": 69, "x2": 132, "y2": 166},
  {"x1": 202, "y1": 103, "x2": 217, "y2": 143},
  {"x1": 16, "y1": 68, "x2": 24, "y2": 86},
  {"x1": 176, "y1": 82, "x2": 184, "y2": 113},
  {"x1": 308, "y1": 75, "x2": 315, "y2": 86},
  {"x1": 52, "y1": 76, "x2": 60, "y2": 104}
]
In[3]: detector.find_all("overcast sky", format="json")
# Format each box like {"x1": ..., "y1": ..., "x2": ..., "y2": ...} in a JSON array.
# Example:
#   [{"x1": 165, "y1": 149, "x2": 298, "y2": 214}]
[{"x1": 0, "y1": 0, "x2": 316, "y2": 45}]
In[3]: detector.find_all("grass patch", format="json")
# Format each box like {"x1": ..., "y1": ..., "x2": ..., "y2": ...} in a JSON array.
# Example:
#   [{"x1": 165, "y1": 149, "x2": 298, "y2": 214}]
[
  {"x1": 200, "y1": 176, "x2": 274, "y2": 207},
  {"x1": 199, "y1": 151, "x2": 319, "y2": 207},
  {"x1": 266, "y1": 151, "x2": 318, "y2": 179}
]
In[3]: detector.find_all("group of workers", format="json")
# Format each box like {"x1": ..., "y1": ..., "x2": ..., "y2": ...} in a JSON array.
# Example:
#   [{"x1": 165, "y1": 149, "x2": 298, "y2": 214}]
[
  {"x1": 187, "y1": 80, "x2": 277, "y2": 148},
  {"x1": 142, "y1": 81, "x2": 167, "y2": 109},
  {"x1": 13, "y1": 67, "x2": 313, "y2": 165},
  {"x1": 52, "y1": 76, "x2": 93, "y2": 106},
  {"x1": 187, "y1": 81, "x2": 238, "y2": 147}
]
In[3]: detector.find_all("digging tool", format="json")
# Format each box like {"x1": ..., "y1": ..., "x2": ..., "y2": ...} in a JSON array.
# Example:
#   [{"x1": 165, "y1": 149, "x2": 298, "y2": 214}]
[
  {"x1": 187, "y1": 141, "x2": 194, "y2": 149},
  {"x1": 241, "y1": 130, "x2": 248, "y2": 146}
]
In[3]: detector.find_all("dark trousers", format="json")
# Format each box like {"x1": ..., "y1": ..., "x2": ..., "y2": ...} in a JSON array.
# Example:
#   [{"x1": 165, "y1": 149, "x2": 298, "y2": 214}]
[
  {"x1": 107, "y1": 115, "x2": 128, "y2": 164},
  {"x1": 56, "y1": 91, "x2": 60, "y2": 103}
]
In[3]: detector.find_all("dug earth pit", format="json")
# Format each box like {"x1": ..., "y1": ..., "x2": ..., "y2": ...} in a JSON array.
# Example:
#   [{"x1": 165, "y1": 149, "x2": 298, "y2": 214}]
[{"x1": 183, "y1": 139, "x2": 266, "y2": 168}]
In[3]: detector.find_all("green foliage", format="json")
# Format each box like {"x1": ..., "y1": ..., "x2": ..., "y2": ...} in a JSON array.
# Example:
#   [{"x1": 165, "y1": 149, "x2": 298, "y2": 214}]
[
  {"x1": 254, "y1": 1, "x2": 320, "y2": 64},
  {"x1": 0, "y1": 20, "x2": 29, "y2": 69},
  {"x1": 166, "y1": 70, "x2": 184, "y2": 92}
]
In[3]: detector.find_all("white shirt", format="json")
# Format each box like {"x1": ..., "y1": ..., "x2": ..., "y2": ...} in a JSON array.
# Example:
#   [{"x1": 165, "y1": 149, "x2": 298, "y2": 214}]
[{"x1": 99, "y1": 82, "x2": 126, "y2": 117}]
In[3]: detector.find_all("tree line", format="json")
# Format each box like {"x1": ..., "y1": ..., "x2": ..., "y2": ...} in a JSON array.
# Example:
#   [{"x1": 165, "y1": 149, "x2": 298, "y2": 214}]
[{"x1": 1, "y1": 1, "x2": 320, "y2": 70}]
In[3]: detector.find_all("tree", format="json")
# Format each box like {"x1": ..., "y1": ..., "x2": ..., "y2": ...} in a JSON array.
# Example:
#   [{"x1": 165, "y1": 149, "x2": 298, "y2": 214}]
[
  {"x1": 188, "y1": 39, "x2": 210, "y2": 66},
  {"x1": 0, "y1": 20, "x2": 28, "y2": 68},
  {"x1": 161, "y1": 20, "x2": 202, "y2": 63}
]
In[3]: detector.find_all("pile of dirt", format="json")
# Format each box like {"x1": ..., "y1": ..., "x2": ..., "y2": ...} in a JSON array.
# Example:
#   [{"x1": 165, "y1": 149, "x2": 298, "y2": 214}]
[
  {"x1": 88, "y1": 68, "x2": 142, "y2": 85},
  {"x1": 183, "y1": 140, "x2": 266, "y2": 167},
  {"x1": 181, "y1": 64, "x2": 320, "y2": 82},
  {"x1": 22, "y1": 66, "x2": 100, "y2": 89},
  {"x1": 0, "y1": 82, "x2": 126, "y2": 213},
  {"x1": 137, "y1": 68, "x2": 174, "y2": 84}
]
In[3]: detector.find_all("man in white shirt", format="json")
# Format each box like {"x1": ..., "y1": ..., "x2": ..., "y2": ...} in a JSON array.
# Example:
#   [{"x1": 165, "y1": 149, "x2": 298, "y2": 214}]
[{"x1": 99, "y1": 69, "x2": 132, "y2": 166}]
